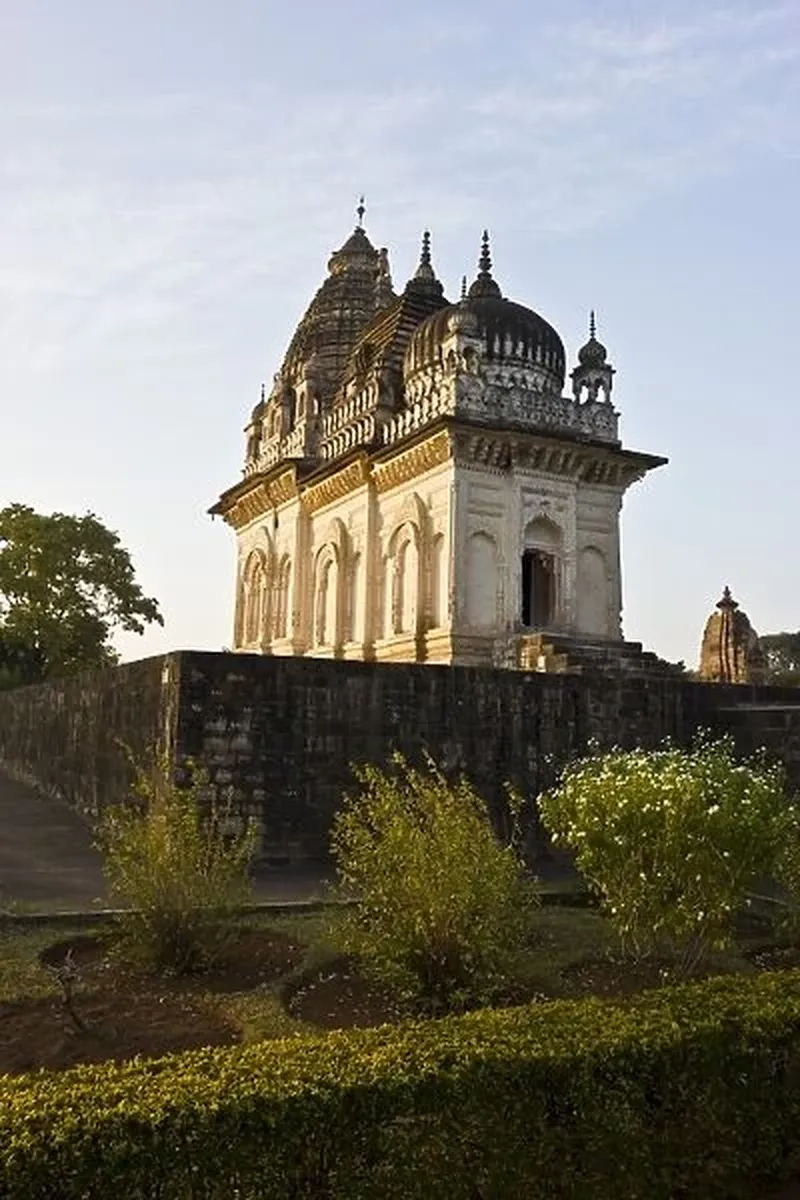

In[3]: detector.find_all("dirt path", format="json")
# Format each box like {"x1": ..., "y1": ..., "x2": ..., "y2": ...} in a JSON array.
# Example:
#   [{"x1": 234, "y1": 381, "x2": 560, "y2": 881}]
[{"x1": 0, "y1": 768, "x2": 335, "y2": 910}]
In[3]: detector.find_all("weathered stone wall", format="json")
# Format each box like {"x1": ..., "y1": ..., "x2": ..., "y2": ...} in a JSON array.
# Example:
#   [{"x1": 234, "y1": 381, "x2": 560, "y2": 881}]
[
  {"x1": 1, "y1": 650, "x2": 799, "y2": 859},
  {"x1": 0, "y1": 655, "x2": 171, "y2": 821},
  {"x1": 172, "y1": 653, "x2": 800, "y2": 861}
]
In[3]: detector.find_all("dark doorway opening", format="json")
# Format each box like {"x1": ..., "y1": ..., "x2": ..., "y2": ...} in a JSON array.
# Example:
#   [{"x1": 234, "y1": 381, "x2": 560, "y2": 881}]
[{"x1": 521, "y1": 550, "x2": 555, "y2": 627}]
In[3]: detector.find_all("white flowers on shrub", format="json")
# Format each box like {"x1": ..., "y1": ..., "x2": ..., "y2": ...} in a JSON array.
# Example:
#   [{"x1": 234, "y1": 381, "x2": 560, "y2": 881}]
[{"x1": 539, "y1": 735, "x2": 790, "y2": 976}]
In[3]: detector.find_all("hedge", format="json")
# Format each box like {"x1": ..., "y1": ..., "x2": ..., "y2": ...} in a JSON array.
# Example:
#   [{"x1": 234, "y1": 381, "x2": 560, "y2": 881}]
[{"x1": 2, "y1": 970, "x2": 800, "y2": 1199}]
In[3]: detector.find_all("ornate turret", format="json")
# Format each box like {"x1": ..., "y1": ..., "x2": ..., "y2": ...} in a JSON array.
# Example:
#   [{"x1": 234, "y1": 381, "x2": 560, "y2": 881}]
[
  {"x1": 571, "y1": 311, "x2": 615, "y2": 403},
  {"x1": 698, "y1": 586, "x2": 767, "y2": 683},
  {"x1": 405, "y1": 230, "x2": 565, "y2": 388}
]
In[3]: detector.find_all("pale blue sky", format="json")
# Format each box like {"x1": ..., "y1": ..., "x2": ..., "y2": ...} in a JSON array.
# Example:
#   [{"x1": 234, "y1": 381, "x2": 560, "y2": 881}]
[{"x1": 1, "y1": 0, "x2": 798, "y2": 666}]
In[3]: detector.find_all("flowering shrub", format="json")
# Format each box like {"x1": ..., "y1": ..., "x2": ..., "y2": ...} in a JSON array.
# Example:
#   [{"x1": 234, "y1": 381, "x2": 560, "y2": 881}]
[
  {"x1": 329, "y1": 753, "x2": 537, "y2": 1012},
  {"x1": 775, "y1": 802, "x2": 800, "y2": 938},
  {"x1": 539, "y1": 736, "x2": 789, "y2": 974}
]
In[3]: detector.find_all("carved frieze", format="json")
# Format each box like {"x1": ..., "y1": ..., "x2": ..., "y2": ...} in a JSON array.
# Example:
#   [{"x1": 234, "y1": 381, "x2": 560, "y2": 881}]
[
  {"x1": 302, "y1": 457, "x2": 371, "y2": 514},
  {"x1": 373, "y1": 429, "x2": 451, "y2": 494}
]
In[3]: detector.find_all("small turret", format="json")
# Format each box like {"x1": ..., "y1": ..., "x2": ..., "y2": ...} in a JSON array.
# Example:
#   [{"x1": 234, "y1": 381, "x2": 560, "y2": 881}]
[{"x1": 571, "y1": 310, "x2": 615, "y2": 403}]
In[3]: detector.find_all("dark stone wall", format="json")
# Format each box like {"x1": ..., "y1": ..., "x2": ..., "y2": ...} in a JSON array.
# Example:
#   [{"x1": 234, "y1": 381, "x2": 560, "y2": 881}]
[
  {"x1": 1, "y1": 649, "x2": 799, "y2": 859},
  {"x1": 172, "y1": 653, "x2": 800, "y2": 862},
  {"x1": 0, "y1": 655, "x2": 171, "y2": 821}
]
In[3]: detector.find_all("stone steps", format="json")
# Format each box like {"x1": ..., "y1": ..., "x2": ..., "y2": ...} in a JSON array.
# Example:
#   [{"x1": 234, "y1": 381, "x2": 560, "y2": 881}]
[{"x1": 519, "y1": 631, "x2": 681, "y2": 678}]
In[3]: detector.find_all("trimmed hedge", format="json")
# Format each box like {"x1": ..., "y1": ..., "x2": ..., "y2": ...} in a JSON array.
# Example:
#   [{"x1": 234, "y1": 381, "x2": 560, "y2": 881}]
[{"x1": 2, "y1": 971, "x2": 800, "y2": 1199}]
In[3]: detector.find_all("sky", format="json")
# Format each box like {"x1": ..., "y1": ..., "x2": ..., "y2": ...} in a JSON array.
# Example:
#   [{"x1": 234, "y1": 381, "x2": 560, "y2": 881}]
[{"x1": 1, "y1": 0, "x2": 798, "y2": 667}]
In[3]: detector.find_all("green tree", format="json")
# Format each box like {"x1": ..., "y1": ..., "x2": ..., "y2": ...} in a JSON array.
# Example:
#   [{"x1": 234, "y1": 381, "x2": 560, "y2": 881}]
[
  {"x1": 0, "y1": 503, "x2": 162, "y2": 681},
  {"x1": 329, "y1": 753, "x2": 537, "y2": 1013},
  {"x1": 760, "y1": 631, "x2": 800, "y2": 686}
]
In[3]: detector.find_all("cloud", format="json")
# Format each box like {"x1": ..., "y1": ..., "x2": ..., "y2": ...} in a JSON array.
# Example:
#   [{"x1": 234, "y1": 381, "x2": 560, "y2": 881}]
[{"x1": 0, "y1": 2, "x2": 797, "y2": 371}]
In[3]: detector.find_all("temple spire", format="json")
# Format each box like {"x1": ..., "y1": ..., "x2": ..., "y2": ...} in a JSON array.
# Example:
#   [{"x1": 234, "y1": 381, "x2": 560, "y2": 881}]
[
  {"x1": 479, "y1": 229, "x2": 492, "y2": 276},
  {"x1": 407, "y1": 229, "x2": 443, "y2": 297},
  {"x1": 356, "y1": 196, "x2": 366, "y2": 228},
  {"x1": 467, "y1": 228, "x2": 502, "y2": 299},
  {"x1": 589, "y1": 309, "x2": 596, "y2": 340}
]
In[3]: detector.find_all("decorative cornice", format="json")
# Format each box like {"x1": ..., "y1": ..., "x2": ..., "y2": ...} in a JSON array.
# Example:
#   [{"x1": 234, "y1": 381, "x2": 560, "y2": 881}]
[
  {"x1": 216, "y1": 466, "x2": 299, "y2": 531},
  {"x1": 372, "y1": 429, "x2": 451, "y2": 494},
  {"x1": 302, "y1": 456, "x2": 371, "y2": 514}
]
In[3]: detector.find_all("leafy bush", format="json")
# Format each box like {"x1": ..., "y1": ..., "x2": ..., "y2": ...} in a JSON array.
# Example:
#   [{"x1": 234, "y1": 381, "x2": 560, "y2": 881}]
[
  {"x1": 774, "y1": 802, "x2": 800, "y2": 939},
  {"x1": 329, "y1": 753, "x2": 537, "y2": 1012},
  {"x1": 96, "y1": 753, "x2": 258, "y2": 974},
  {"x1": 539, "y1": 735, "x2": 789, "y2": 974},
  {"x1": 2, "y1": 970, "x2": 800, "y2": 1199}
]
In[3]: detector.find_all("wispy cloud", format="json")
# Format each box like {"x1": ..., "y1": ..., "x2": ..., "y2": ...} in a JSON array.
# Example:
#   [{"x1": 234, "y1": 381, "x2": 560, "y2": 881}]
[{"x1": 0, "y1": 2, "x2": 797, "y2": 372}]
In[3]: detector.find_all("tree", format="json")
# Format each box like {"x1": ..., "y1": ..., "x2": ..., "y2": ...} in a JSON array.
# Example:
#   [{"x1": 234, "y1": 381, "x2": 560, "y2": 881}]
[
  {"x1": 0, "y1": 503, "x2": 163, "y2": 682},
  {"x1": 760, "y1": 632, "x2": 800, "y2": 686}
]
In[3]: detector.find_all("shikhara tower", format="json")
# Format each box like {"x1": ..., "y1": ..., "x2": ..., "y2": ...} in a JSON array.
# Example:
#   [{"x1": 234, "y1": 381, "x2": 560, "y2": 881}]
[{"x1": 210, "y1": 208, "x2": 668, "y2": 670}]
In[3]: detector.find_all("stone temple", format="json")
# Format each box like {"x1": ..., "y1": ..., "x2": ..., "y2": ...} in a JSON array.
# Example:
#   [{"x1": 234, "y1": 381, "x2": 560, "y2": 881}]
[{"x1": 210, "y1": 209, "x2": 669, "y2": 671}]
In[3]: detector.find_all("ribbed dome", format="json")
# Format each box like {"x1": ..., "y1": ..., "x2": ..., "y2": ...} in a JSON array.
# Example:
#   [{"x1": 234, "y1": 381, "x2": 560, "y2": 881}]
[
  {"x1": 279, "y1": 220, "x2": 386, "y2": 391},
  {"x1": 404, "y1": 234, "x2": 565, "y2": 388}
]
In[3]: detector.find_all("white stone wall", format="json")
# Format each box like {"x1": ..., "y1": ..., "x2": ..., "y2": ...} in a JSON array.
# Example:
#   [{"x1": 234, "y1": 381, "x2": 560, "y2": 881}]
[{"x1": 231, "y1": 439, "x2": 627, "y2": 661}]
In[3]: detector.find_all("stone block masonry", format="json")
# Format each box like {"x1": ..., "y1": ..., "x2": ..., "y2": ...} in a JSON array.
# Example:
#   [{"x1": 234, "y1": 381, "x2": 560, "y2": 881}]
[{"x1": 0, "y1": 651, "x2": 799, "y2": 862}]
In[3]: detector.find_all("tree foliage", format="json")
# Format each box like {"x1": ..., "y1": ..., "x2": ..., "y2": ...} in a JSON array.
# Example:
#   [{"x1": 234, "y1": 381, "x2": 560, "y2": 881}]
[
  {"x1": 760, "y1": 631, "x2": 800, "y2": 686},
  {"x1": 329, "y1": 753, "x2": 537, "y2": 1013},
  {"x1": 0, "y1": 503, "x2": 162, "y2": 682}
]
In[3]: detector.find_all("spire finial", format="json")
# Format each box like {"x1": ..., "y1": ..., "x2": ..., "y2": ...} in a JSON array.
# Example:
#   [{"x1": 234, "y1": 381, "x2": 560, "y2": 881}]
[
  {"x1": 589, "y1": 309, "x2": 596, "y2": 340},
  {"x1": 467, "y1": 229, "x2": 502, "y2": 299},
  {"x1": 461, "y1": 275, "x2": 467, "y2": 300},
  {"x1": 356, "y1": 196, "x2": 365, "y2": 228},
  {"x1": 420, "y1": 229, "x2": 431, "y2": 267},
  {"x1": 479, "y1": 229, "x2": 492, "y2": 276},
  {"x1": 717, "y1": 586, "x2": 739, "y2": 611}
]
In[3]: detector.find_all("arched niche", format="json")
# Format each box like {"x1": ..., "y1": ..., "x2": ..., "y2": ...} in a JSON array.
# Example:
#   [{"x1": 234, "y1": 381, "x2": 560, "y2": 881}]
[
  {"x1": 465, "y1": 531, "x2": 498, "y2": 629},
  {"x1": 577, "y1": 545, "x2": 609, "y2": 637}
]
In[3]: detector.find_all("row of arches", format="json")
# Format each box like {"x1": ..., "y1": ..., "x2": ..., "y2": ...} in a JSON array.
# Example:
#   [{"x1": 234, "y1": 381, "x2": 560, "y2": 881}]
[
  {"x1": 236, "y1": 513, "x2": 611, "y2": 650},
  {"x1": 236, "y1": 550, "x2": 292, "y2": 648}
]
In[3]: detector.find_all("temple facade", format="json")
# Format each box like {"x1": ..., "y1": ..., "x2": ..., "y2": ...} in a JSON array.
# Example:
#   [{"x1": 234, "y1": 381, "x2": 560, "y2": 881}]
[{"x1": 210, "y1": 211, "x2": 667, "y2": 668}]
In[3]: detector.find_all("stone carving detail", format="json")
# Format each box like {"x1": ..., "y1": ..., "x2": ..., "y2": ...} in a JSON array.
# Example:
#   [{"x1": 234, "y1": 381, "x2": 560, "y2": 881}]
[{"x1": 211, "y1": 217, "x2": 668, "y2": 668}]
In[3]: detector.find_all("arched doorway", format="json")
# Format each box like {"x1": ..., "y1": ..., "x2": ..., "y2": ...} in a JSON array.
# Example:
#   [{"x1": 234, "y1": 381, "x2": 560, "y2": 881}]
[{"x1": 521, "y1": 517, "x2": 561, "y2": 629}]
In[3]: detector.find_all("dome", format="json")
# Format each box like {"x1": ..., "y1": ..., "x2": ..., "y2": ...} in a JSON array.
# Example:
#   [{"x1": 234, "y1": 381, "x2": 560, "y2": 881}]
[
  {"x1": 404, "y1": 232, "x2": 566, "y2": 389},
  {"x1": 577, "y1": 311, "x2": 608, "y2": 366},
  {"x1": 279, "y1": 216, "x2": 386, "y2": 391}
]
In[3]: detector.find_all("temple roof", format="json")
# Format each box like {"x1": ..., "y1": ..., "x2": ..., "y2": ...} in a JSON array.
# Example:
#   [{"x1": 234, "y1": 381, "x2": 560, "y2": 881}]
[{"x1": 279, "y1": 218, "x2": 387, "y2": 396}]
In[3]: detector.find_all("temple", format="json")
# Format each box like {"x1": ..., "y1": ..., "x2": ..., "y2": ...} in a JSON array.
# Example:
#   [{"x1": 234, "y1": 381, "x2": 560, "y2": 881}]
[
  {"x1": 210, "y1": 208, "x2": 669, "y2": 670},
  {"x1": 698, "y1": 587, "x2": 767, "y2": 684}
]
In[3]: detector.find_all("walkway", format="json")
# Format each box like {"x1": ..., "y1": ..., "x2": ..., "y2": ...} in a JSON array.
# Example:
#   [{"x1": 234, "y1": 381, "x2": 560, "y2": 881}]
[{"x1": 0, "y1": 769, "x2": 333, "y2": 911}]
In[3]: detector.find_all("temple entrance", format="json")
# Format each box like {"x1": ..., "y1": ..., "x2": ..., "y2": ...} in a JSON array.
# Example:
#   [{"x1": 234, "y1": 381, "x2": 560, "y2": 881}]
[{"x1": 521, "y1": 549, "x2": 555, "y2": 628}]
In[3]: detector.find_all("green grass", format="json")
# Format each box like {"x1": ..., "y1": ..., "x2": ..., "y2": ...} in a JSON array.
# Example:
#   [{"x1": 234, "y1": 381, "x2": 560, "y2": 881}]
[{"x1": 0, "y1": 903, "x2": 785, "y2": 1055}]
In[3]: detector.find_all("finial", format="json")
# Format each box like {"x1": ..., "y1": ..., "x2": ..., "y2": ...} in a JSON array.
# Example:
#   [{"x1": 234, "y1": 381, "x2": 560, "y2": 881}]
[
  {"x1": 420, "y1": 229, "x2": 431, "y2": 267},
  {"x1": 461, "y1": 275, "x2": 467, "y2": 300},
  {"x1": 479, "y1": 229, "x2": 492, "y2": 276},
  {"x1": 717, "y1": 586, "x2": 739, "y2": 611},
  {"x1": 356, "y1": 196, "x2": 365, "y2": 228},
  {"x1": 589, "y1": 309, "x2": 596, "y2": 340},
  {"x1": 466, "y1": 229, "x2": 502, "y2": 299},
  {"x1": 260, "y1": 382, "x2": 265, "y2": 402}
]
